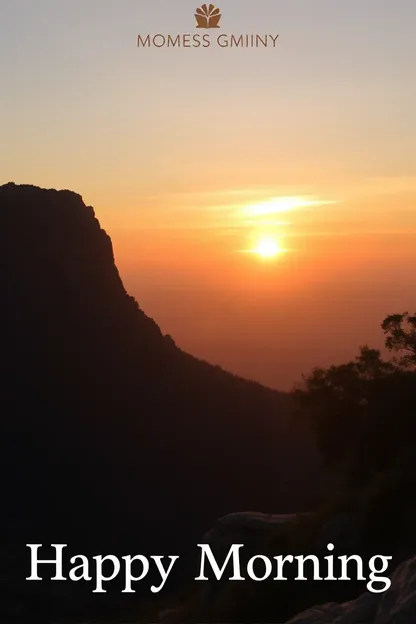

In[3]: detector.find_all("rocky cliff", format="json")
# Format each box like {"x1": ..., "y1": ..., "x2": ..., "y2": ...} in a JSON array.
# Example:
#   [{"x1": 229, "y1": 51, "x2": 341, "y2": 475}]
[{"x1": 0, "y1": 183, "x2": 322, "y2": 622}]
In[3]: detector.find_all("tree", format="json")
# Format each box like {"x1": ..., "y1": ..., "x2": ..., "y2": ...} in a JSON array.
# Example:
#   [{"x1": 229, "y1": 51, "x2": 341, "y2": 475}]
[
  {"x1": 294, "y1": 347, "x2": 393, "y2": 470},
  {"x1": 382, "y1": 312, "x2": 416, "y2": 367},
  {"x1": 294, "y1": 315, "x2": 416, "y2": 483}
]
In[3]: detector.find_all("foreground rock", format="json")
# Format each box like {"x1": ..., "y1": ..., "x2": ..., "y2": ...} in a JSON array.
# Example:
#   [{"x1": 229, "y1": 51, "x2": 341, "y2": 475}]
[
  {"x1": 287, "y1": 555, "x2": 416, "y2": 623},
  {"x1": 203, "y1": 511, "x2": 300, "y2": 549}
]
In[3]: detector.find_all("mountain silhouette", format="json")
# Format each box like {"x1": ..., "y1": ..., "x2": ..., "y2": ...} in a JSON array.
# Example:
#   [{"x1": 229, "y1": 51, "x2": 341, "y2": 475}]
[{"x1": 0, "y1": 183, "x2": 321, "y2": 620}]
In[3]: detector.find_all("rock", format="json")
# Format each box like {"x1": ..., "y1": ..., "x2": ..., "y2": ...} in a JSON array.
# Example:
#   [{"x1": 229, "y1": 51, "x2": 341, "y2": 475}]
[
  {"x1": 164, "y1": 334, "x2": 177, "y2": 348},
  {"x1": 286, "y1": 602, "x2": 348, "y2": 623},
  {"x1": 375, "y1": 555, "x2": 416, "y2": 623},
  {"x1": 286, "y1": 592, "x2": 379, "y2": 624},
  {"x1": 202, "y1": 511, "x2": 301, "y2": 561},
  {"x1": 205, "y1": 511, "x2": 299, "y2": 537},
  {"x1": 334, "y1": 591, "x2": 379, "y2": 623},
  {"x1": 286, "y1": 555, "x2": 416, "y2": 624}
]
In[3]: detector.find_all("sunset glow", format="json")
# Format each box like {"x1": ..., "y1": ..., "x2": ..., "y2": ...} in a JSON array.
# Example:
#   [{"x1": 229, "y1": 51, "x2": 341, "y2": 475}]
[
  {"x1": 242, "y1": 196, "x2": 321, "y2": 218},
  {"x1": 253, "y1": 237, "x2": 284, "y2": 258},
  {"x1": 2, "y1": 0, "x2": 416, "y2": 391}
]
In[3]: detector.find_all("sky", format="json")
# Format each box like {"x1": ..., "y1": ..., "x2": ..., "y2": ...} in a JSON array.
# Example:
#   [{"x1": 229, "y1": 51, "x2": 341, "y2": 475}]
[{"x1": 1, "y1": 0, "x2": 416, "y2": 389}]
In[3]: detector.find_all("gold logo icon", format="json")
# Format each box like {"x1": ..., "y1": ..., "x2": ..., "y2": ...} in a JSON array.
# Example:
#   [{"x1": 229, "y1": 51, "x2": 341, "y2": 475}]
[{"x1": 195, "y1": 4, "x2": 221, "y2": 29}]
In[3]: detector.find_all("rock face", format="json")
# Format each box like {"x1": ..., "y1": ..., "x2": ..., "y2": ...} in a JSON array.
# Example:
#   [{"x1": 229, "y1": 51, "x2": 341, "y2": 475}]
[
  {"x1": 164, "y1": 511, "x2": 305, "y2": 622},
  {"x1": 286, "y1": 592, "x2": 379, "y2": 624},
  {"x1": 287, "y1": 602, "x2": 355, "y2": 624},
  {"x1": 286, "y1": 555, "x2": 416, "y2": 624},
  {"x1": 157, "y1": 506, "x2": 416, "y2": 624},
  {"x1": 0, "y1": 183, "x2": 321, "y2": 621},
  {"x1": 376, "y1": 556, "x2": 416, "y2": 623},
  {"x1": 202, "y1": 511, "x2": 300, "y2": 560}
]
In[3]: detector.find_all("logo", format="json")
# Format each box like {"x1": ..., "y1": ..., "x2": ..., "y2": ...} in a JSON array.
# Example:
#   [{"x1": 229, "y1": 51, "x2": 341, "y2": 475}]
[
  {"x1": 137, "y1": 6, "x2": 279, "y2": 49},
  {"x1": 195, "y1": 4, "x2": 221, "y2": 29}
]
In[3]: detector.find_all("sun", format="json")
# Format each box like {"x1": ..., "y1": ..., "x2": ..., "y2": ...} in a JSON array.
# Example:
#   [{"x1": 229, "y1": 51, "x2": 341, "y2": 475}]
[{"x1": 254, "y1": 237, "x2": 283, "y2": 258}]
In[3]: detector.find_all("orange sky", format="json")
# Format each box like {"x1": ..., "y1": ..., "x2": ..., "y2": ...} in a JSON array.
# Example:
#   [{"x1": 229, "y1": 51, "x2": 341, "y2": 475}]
[
  {"x1": 113, "y1": 186, "x2": 416, "y2": 388},
  {"x1": 2, "y1": 0, "x2": 416, "y2": 388}
]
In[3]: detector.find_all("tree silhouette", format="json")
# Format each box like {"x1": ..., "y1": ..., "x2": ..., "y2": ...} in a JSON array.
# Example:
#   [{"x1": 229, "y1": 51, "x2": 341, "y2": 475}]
[
  {"x1": 382, "y1": 312, "x2": 416, "y2": 367},
  {"x1": 294, "y1": 315, "x2": 416, "y2": 484}
]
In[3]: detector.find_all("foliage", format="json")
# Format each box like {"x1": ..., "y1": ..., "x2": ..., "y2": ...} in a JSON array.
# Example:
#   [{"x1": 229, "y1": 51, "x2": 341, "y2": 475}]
[
  {"x1": 382, "y1": 312, "x2": 416, "y2": 367},
  {"x1": 294, "y1": 314, "x2": 416, "y2": 484}
]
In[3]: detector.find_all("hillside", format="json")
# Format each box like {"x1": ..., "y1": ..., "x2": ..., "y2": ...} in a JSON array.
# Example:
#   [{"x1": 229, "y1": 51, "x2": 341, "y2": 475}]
[{"x1": 0, "y1": 182, "x2": 322, "y2": 621}]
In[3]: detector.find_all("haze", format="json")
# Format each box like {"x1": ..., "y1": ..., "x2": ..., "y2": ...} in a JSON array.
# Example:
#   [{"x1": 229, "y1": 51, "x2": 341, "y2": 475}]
[{"x1": 2, "y1": 0, "x2": 416, "y2": 389}]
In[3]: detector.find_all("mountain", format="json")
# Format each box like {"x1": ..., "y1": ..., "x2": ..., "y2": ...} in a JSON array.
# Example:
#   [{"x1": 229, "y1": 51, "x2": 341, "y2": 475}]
[{"x1": 0, "y1": 183, "x2": 321, "y2": 621}]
